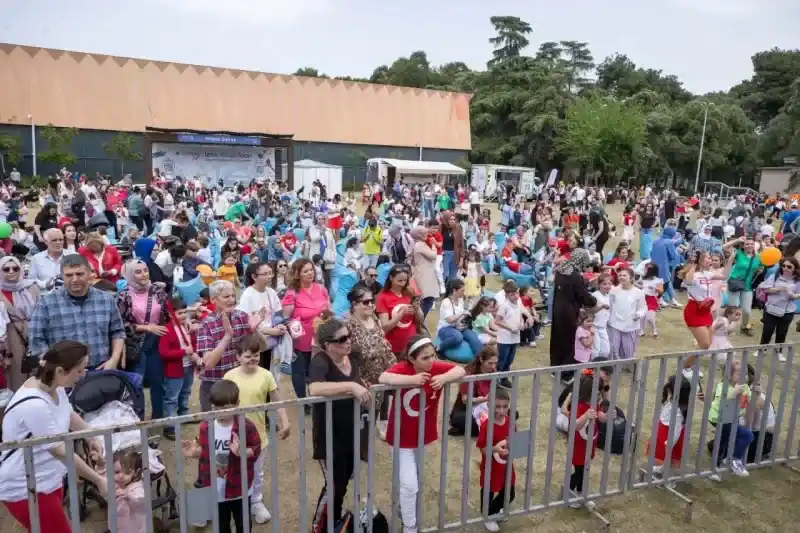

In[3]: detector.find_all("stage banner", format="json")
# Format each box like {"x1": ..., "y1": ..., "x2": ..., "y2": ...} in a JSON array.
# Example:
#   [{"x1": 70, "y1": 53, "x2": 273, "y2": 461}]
[{"x1": 152, "y1": 142, "x2": 275, "y2": 185}]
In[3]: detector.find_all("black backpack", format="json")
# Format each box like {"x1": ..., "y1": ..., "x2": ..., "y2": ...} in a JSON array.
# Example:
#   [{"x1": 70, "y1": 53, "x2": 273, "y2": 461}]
[{"x1": 598, "y1": 406, "x2": 628, "y2": 455}]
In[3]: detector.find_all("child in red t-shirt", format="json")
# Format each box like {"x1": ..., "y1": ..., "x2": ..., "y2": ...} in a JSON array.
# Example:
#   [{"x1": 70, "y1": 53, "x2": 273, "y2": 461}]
[
  {"x1": 379, "y1": 336, "x2": 466, "y2": 533},
  {"x1": 568, "y1": 374, "x2": 600, "y2": 508},
  {"x1": 477, "y1": 388, "x2": 516, "y2": 529}
]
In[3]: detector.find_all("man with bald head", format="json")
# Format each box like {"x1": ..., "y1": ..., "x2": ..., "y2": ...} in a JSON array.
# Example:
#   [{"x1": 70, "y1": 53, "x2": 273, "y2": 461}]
[{"x1": 28, "y1": 227, "x2": 69, "y2": 289}]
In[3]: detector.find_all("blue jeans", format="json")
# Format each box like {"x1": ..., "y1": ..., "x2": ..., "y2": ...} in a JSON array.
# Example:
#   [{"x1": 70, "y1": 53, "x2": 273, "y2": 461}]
[
  {"x1": 497, "y1": 343, "x2": 518, "y2": 372},
  {"x1": 142, "y1": 337, "x2": 164, "y2": 420},
  {"x1": 421, "y1": 297, "x2": 436, "y2": 318},
  {"x1": 361, "y1": 254, "x2": 379, "y2": 270},
  {"x1": 485, "y1": 254, "x2": 496, "y2": 274},
  {"x1": 442, "y1": 250, "x2": 458, "y2": 283},
  {"x1": 438, "y1": 327, "x2": 482, "y2": 356},
  {"x1": 163, "y1": 366, "x2": 194, "y2": 424},
  {"x1": 423, "y1": 199, "x2": 434, "y2": 221},
  {"x1": 717, "y1": 423, "x2": 755, "y2": 463},
  {"x1": 292, "y1": 350, "x2": 311, "y2": 399},
  {"x1": 662, "y1": 278, "x2": 675, "y2": 302}
]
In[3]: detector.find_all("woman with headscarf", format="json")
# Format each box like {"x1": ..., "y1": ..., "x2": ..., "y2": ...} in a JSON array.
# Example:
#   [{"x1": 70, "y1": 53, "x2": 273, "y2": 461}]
[
  {"x1": 687, "y1": 223, "x2": 722, "y2": 258},
  {"x1": 133, "y1": 238, "x2": 167, "y2": 287},
  {"x1": 0, "y1": 256, "x2": 40, "y2": 390},
  {"x1": 117, "y1": 260, "x2": 170, "y2": 419},
  {"x1": 384, "y1": 224, "x2": 413, "y2": 265},
  {"x1": 549, "y1": 248, "x2": 596, "y2": 381},
  {"x1": 410, "y1": 226, "x2": 439, "y2": 317},
  {"x1": 650, "y1": 225, "x2": 683, "y2": 308}
]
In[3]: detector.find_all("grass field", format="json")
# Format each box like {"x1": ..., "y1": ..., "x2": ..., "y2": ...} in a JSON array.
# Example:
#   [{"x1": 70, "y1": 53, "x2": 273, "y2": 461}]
[{"x1": 5, "y1": 200, "x2": 800, "y2": 533}]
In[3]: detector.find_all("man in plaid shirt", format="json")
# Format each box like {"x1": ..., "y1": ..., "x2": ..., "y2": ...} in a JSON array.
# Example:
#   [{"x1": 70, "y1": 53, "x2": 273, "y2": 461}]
[
  {"x1": 29, "y1": 255, "x2": 125, "y2": 369},
  {"x1": 196, "y1": 280, "x2": 264, "y2": 411}
]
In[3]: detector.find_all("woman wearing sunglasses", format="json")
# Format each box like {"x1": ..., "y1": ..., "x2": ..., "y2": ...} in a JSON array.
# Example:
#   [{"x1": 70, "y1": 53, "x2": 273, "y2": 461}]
[
  {"x1": 758, "y1": 256, "x2": 800, "y2": 360},
  {"x1": 307, "y1": 318, "x2": 371, "y2": 533},
  {"x1": 0, "y1": 256, "x2": 40, "y2": 391},
  {"x1": 346, "y1": 284, "x2": 396, "y2": 436}
]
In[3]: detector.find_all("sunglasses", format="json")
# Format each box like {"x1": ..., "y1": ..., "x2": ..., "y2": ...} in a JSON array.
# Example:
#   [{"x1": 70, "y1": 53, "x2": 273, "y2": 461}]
[
  {"x1": 278, "y1": 264, "x2": 287, "y2": 268},
  {"x1": 2, "y1": 266, "x2": 20, "y2": 273},
  {"x1": 783, "y1": 264, "x2": 795, "y2": 270},
  {"x1": 359, "y1": 299, "x2": 374, "y2": 306},
  {"x1": 329, "y1": 334, "x2": 351, "y2": 344}
]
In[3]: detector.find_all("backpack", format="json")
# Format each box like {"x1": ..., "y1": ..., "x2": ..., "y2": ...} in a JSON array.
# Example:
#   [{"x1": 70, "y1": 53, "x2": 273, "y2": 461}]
[{"x1": 597, "y1": 406, "x2": 628, "y2": 455}]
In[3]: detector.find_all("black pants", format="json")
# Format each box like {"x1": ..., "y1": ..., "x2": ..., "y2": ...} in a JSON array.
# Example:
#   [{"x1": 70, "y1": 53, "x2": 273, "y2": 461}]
[
  {"x1": 218, "y1": 497, "x2": 248, "y2": 533},
  {"x1": 130, "y1": 215, "x2": 144, "y2": 231},
  {"x1": 379, "y1": 390, "x2": 393, "y2": 421},
  {"x1": 569, "y1": 465, "x2": 585, "y2": 492},
  {"x1": 314, "y1": 455, "x2": 355, "y2": 533},
  {"x1": 747, "y1": 431, "x2": 773, "y2": 464},
  {"x1": 520, "y1": 323, "x2": 541, "y2": 344},
  {"x1": 449, "y1": 405, "x2": 480, "y2": 437},
  {"x1": 471, "y1": 204, "x2": 481, "y2": 218},
  {"x1": 479, "y1": 485, "x2": 515, "y2": 516},
  {"x1": 594, "y1": 233, "x2": 608, "y2": 256},
  {"x1": 760, "y1": 312, "x2": 793, "y2": 345}
]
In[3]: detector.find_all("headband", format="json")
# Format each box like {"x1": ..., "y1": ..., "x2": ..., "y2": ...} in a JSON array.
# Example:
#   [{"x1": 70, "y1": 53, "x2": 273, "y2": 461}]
[{"x1": 408, "y1": 337, "x2": 433, "y2": 356}]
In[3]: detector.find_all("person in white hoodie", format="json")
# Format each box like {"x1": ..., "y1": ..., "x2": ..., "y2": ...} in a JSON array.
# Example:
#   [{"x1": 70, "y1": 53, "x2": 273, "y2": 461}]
[
  {"x1": 607, "y1": 267, "x2": 646, "y2": 361},
  {"x1": 304, "y1": 213, "x2": 336, "y2": 289}
]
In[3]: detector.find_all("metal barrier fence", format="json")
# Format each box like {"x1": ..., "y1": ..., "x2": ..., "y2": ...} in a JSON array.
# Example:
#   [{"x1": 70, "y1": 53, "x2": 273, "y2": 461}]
[{"x1": 1, "y1": 344, "x2": 798, "y2": 533}]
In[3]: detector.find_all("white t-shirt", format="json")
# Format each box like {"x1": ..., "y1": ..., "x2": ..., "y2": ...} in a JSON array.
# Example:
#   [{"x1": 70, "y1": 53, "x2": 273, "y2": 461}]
[
  {"x1": 641, "y1": 277, "x2": 664, "y2": 298},
  {"x1": 0, "y1": 387, "x2": 72, "y2": 501},
  {"x1": 469, "y1": 191, "x2": 480, "y2": 204},
  {"x1": 760, "y1": 224, "x2": 775, "y2": 237},
  {"x1": 238, "y1": 286, "x2": 282, "y2": 335},
  {"x1": 496, "y1": 299, "x2": 522, "y2": 344},
  {"x1": 608, "y1": 286, "x2": 645, "y2": 332},
  {"x1": 437, "y1": 297, "x2": 466, "y2": 332},
  {"x1": 591, "y1": 291, "x2": 610, "y2": 328},
  {"x1": 213, "y1": 420, "x2": 233, "y2": 501},
  {"x1": 687, "y1": 271, "x2": 714, "y2": 302}
]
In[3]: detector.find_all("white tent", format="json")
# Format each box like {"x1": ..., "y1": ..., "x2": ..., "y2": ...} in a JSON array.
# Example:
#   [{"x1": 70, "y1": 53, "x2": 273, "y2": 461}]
[
  {"x1": 282, "y1": 159, "x2": 343, "y2": 198},
  {"x1": 366, "y1": 158, "x2": 466, "y2": 186}
]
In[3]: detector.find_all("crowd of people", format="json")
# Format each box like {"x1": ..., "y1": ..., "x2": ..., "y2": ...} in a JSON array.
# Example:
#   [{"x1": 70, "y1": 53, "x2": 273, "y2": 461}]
[{"x1": 0, "y1": 170, "x2": 793, "y2": 533}]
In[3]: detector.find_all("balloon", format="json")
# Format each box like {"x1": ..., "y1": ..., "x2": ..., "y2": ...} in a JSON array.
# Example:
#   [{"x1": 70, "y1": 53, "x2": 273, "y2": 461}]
[
  {"x1": 0, "y1": 222, "x2": 11, "y2": 239},
  {"x1": 760, "y1": 246, "x2": 781, "y2": 267}
]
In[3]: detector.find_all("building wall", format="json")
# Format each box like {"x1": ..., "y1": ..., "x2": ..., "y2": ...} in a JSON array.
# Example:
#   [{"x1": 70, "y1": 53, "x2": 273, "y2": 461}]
[
  {"x1": 0, "y1": 124, "x2": 468, "y2": 189},
  {"x1": 759, "y1": 167, "x2": 795, "y2": 196}
]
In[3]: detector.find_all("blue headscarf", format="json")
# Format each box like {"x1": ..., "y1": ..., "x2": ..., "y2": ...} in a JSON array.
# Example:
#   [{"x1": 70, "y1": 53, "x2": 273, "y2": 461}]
[{"x1": 134, "y1": 238, "x2": 157, "y2": 261}]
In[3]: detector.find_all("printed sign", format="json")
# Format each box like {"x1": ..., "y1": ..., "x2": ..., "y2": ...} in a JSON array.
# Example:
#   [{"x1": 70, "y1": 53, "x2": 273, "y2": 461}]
[{"x1": 152, "y1": 142, "x2": 275, "y2": 185}]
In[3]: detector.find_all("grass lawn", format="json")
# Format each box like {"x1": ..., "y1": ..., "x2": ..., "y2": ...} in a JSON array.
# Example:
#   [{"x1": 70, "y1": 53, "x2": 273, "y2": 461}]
[{"x1": 4, "y1": 199, "x2": 798, "y2": 533}]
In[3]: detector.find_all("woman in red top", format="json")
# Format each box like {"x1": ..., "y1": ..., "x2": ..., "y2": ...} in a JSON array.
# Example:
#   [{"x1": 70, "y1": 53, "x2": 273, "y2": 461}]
[
  {"x1": 606, "y1": 243, "x2": 631, "y2": 284},
  {"x1": 78, "y1": 232, "x2": 122, "y2": 282},
  {"x1": 158, "y1": 297, "x2": 200, "y2": 440},
  {"x1": 476, "y1": 388, "x2": 516, "y2": 528},
  {"x1": 448, "y1": 347, "x2": 498, "y2": 436},
  {"x1": 376, "y1": 265, "x2": 423, "y2": 358},
  {"x1": 379, "y1": 336, "x2": 465, "y2": 533},
  {"x1": 568, "y1": 375, "x2": 600, "y2": 508}
]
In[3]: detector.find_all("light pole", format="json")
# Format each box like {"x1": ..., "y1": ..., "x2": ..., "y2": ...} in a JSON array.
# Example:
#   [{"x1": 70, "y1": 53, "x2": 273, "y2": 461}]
[
  {"x1": 692, "y1": 103, "x2": 709, "y2": 194},
  {"x1": 28, "y1": 114, "x2": 37, "y2": 176}
]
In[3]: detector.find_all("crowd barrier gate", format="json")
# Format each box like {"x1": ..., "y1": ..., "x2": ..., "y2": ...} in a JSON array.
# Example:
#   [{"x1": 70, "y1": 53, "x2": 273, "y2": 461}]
[{"x1": 0, "y1": 343, "x2": 798, "y2": 533}]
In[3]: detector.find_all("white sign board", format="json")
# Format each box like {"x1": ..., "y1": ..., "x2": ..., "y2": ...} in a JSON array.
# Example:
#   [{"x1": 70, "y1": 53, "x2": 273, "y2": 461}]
[
  {"x1": 545, "y1": 169, "x2": 559, "y2": 188},
  {"x1": 519, "y1": 171, "x2": 536, "y2": 197},
  {"x1": 152, "y1": 142, "x2": 275, "y2": 186}
]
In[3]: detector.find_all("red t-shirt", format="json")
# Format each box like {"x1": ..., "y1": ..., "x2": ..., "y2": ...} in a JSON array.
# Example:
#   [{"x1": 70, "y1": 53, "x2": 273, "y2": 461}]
[
  {"x1": 385, "y1": 360, "x2": 455, "y2": 448},
  {"x1": 459, "y1": 378, "x2": 491, "y2": 400},
  {"x1": 376, "y1": 291, "x2": 417, "y2": 353},
  {"x1": 572, "y1": 401, "x2": 598, "y2": 466},
  {"x1": 281, "y1": 233, "x2": 297, "y2": 252},
  {"x1": 240, "y1": 243, "x2": 252, "y2": 256},
  {"x1": 520, "y1": 295, "x2": 534, "y2": 310},
  {"x1": 556, "y1": 239, "x2": 570, "y2": 256},
  {"x1": 426, "y1": 232, "x2": 443, "y2": 256},
  {"x1": 477, "y1": 415, "x2": 516, "y2": 492}
]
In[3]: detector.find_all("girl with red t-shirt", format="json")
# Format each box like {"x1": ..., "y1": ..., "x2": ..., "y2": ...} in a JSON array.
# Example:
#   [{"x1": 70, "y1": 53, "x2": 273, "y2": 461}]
[
  {"x1": 376, "y1": 266, "x2": 422, "y2": 357},
  {"x1": 379, "y1": 336, "x2": 466, "y2": 533},
  {"x1": 476, "y1": 388, "x2": 516, "y2": 529},
  {"x1": 568, "y1": 375, "x2": 599, "y2": 508}
]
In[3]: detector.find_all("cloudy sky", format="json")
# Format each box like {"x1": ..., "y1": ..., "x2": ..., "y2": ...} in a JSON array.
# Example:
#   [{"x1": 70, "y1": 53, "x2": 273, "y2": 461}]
[{"x1": 1, "y1": 0, "x2": 796, "y2": 94}]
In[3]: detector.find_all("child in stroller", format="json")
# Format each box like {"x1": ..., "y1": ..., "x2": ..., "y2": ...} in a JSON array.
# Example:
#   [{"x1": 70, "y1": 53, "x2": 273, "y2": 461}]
[{"x1": 67, "y1": 370, "x2": 177, "y2": 523}]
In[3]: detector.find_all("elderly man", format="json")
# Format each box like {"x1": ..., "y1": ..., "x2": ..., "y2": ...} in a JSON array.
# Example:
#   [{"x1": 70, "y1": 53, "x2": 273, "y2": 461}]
[
  {"x1": 29, "y1": 254, "x2": 126, "y2": 369},
  {"x1": 28, "y1": 227, "x2": 69, "y2": 289}
]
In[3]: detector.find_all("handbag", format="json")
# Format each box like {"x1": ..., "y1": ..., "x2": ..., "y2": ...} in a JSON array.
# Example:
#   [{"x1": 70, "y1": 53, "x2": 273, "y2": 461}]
[
  {"x1": 124, "y1": 288, "x2": 155, "y2": 367},
  {"x1": 727, "y1": 254, "x2": 755, "y2": 293}
]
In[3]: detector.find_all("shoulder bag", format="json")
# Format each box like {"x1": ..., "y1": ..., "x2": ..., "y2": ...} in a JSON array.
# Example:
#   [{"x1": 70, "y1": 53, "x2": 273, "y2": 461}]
[
  {"x1": 727, "y1": 253, "x2": 755, "y2": 293},
  {"x1": 124, "y1": 288, "x2": 155, "y2": 369}
]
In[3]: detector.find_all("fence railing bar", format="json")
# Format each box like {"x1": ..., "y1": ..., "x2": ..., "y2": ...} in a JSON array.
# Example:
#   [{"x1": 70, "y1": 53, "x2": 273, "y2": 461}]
[
  {"x1": 677, "y1": 356, "x2": 702, "y2": 480},
  {"x1": 755, "y1": 346, "x2": 778, "y2": 464},
  {"x1": 236, "y1": 414, "x2": 250, "y2": 533},
  {"x1": 352, "y1": 400, "x2": 362, "y2": 531},
  {"x1": 64, "y1": 438, "x2": 81, "y2": 533},
  {"x1": 459, "y1": 381, "x2": 474, "y2": 526},
  {"x1": 620, "y1": 359, "x2": 645, "y2": 491},
  {"x1": 390, "y1": 386, "x2": 402, "y2": 533},
  {"x1": 23, "y1": 446, "x2": 40, "y2": 533},
  {"x1": 481, "y1": 379, "x2": 498, "y2": 519},
  {"x1": 502, "y1": 375, "x2": 520, "y2": 518},
  {"x1": 297, "y1": 403, "x2": 308, "y2": 533},
  {"x1": 416, "y1": 385, "x2": 427, "y2": 530},
  {"x1": 543, "y1": 369, "x2": 562, "y2": 505},
  {"x1": 561, "y1": 373, "x2": 581, "y2": 504},
  {"x1": 771, "y1": 345, "x2": 795, "y2": 467},
  {"x1": 325, "y1": 400, "x2": 335, "y2": 533},
  {"x1": 694, "y1": 355, "x2": 718, "y2": 475},
  {"x1": 600, "y1": 363, "x2": 621, "y2": 492},
  {"x1": 208, "y1": 417, "x2": 220, "y2": 533},
  {"x1": 523, "y1": 372, "x2": 541, "y2": 511},
  {"x1": 437, "y1": 384, "x2": 452, "y2": 531},
  {"x1": 366, "y1": 390, "x2": 377, "y2": 533},
  {"x1": 662, "y1": 356, "x2": 685, "y2": 484}
]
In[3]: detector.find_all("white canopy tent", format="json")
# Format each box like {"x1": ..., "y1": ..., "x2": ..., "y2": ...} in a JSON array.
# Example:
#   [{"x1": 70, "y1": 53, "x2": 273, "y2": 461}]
[
  {"x1": 282, "y1": 159, "x2": 343, "y2": 199},
  {"x1": 367, "y1": 158, "x2": 466, "y2": 186}
]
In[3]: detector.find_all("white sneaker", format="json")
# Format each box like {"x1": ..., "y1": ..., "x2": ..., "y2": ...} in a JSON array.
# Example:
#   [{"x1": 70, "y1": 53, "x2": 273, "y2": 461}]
[
  {"x1": 536, "y1": 334, "x2": 545, "y2": 340},
  {"x1": 779, "y1": 353, "x2": 787, "y2": 362},
  {"x1": 528, "y1": 341, "x2": 536, "y2": 347},
  {"x1": 670, "y1": 301, "x2": 683, "y2": 309},
  {"x1": 251, "y1": 502, "x2": 272, "y2": 524},
  {"x1": 731, "y1": 460, "x2": 749, "y2": 477},
  {"x1": 377, "y1": 420, "x2": 388, "y2": 441},
  {"x1": 484, "y1": 521, "x2": 500, "y2": 532},
  {"x1": 682, "y1": 367, "x2": 704, "y2": 380},
  {"x1": 708, "y1": 473, "x2": 722, "y2": 483}
]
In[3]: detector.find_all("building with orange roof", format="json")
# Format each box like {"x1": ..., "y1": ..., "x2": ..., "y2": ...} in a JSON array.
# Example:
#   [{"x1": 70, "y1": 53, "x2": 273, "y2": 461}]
[{"x1": 0, "y1": 43, "x2": 472, "y2": 186}]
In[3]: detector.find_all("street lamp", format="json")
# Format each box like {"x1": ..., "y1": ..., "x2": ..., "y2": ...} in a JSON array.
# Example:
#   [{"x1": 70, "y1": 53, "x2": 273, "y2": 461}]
[
  {"x1": 692, "y1": 103, "x2": 710, "y2": 195},
  {"x1": 28, "y1": 114, "x2": 37, "y2": 176}
]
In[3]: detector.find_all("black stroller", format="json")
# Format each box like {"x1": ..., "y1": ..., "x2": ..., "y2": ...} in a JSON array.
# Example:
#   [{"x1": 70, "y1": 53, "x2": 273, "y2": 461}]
[{"x1": 66, "y1": 370, "x2": 178, "y2": 522}]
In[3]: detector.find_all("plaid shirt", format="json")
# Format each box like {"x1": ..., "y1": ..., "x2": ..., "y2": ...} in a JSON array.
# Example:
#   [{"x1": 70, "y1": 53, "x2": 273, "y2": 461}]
[
  {"x1": 29, "y1": 287, "x2": 126, "y2": 367},
  {"x1": 196, "y1": 310, "x2": 252, "y2": 381},
  {"x1": 195, "y1": 418, "x2": 261, "y2": 500}
]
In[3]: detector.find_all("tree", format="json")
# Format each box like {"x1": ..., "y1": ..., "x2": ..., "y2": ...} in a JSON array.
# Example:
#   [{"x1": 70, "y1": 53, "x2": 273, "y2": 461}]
[
  {"x1": 0, "y1": 134, "x2": 22, "y2": 174},
  {"x1": 558, "y1": 41, "x2": 595, "y2": 93},
  {"x1": 487, "y1": 16, "x2": 532, "y2": 68},
  {"x1": 104, "y1": 132, "x2": 143, "y2": 174},
  {"x1": 39, "y1": 124, "x2": 78, "y2": 169},
  {"x1": 294, "y1": 67, "x2": 328, "y2": 78},
  {"x1": 731, "y1": 48, "x2": 800, "y2": 128}
]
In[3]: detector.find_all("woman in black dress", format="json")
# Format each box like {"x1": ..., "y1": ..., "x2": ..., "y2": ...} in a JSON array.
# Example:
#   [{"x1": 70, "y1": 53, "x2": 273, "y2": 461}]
[{"x1": 549, "y1": 248, "x2": 596, "y2": 382}]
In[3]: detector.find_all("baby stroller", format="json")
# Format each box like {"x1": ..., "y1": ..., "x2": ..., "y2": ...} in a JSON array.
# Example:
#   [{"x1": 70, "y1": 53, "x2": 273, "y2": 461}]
[{"x1": 67, "y1": 370, "x2": 178, "y2": 522}]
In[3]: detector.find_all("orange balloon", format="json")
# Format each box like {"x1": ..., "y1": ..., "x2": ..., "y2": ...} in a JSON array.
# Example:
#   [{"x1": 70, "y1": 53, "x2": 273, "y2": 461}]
[{"x1": 760, "y1": 246, "x2": 781, "y2": 267}]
